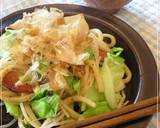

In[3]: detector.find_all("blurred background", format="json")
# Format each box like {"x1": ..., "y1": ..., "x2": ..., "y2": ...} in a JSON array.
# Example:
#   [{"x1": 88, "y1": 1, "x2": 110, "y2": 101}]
[{"x1": 0, "y1": 0, "x2": 159, "y2": 128}]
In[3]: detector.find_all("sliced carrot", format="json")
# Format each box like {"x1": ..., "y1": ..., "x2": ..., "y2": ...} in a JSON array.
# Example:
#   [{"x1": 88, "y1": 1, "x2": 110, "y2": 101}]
[
  {"x1": 2, "y1": 71, "x2": 33, "y2": 93},
  {"x1": 99, "y1": 49, "x2": 106, "y2": 60}
]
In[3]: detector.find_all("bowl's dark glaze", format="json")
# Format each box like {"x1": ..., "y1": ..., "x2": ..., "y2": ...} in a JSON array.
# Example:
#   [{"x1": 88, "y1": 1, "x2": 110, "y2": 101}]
[{"x1": 0, "y1": 4, "x2": 158, "y2": 128}]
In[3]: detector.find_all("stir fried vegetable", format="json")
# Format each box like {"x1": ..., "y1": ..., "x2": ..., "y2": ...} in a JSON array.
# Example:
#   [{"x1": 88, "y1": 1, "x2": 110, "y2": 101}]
[
  {"x1": 65, "y1": 76, "x2": 81, "y2": 94},
  {"x1": 0, "y1": 30, "x2": 17, "y2": 50},
  {"x1": 84, "y1": 48, "x2": 96, "y2": 60},
  {"x1": 2, "y1": 71, "x2": 33, "y2": 93},
  {"x1": 84, "y1": 83, "x2": 105, "y2": 102},
  {"x1": 5, "y1": 102, "x2": 20, "y2": 117},
  {"x1": 81, "y1": 101, "x2": 112, "y2": 118},
  {"x1": 17, "y1": 58, "x2": 49, "y2": 85},
  {"x1": 100, "y1": 47, "x2": 126, "y2": 109},
  {"x1": 31, "y1": 89, "x2": 60, "y2": 118}
]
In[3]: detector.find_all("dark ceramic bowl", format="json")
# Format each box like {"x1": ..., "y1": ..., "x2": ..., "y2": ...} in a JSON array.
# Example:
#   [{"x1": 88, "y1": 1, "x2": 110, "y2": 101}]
[
  {"x1": 0, "y1": 4, "x2": 158, "y2": 128},
  {"x1": 85, "y1": 0, "x2": 132, "y2": 13}
]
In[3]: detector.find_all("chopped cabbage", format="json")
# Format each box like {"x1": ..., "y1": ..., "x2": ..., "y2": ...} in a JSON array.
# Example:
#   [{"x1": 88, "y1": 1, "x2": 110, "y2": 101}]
[
  {"x1": 31, "y1": 89, "x2": 60, "y2": 118},
  {"x1": 100, "y1": 47, "x2": 125, "y2": 109},
  {"x1": 65, "y1": 76, "x2": 80, "y2": 94},
  {"x1": 4, "y1": 102, "x2": 20, "y2": 117},
  {"x1": 81, "y1": 101, "x2": 112, "y2": 118}
]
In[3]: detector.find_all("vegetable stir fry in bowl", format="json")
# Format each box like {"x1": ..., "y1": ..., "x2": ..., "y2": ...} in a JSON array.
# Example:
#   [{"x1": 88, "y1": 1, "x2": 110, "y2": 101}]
[{"x1": 0, "y1": 8, "x2": 132, "y2": 128}]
